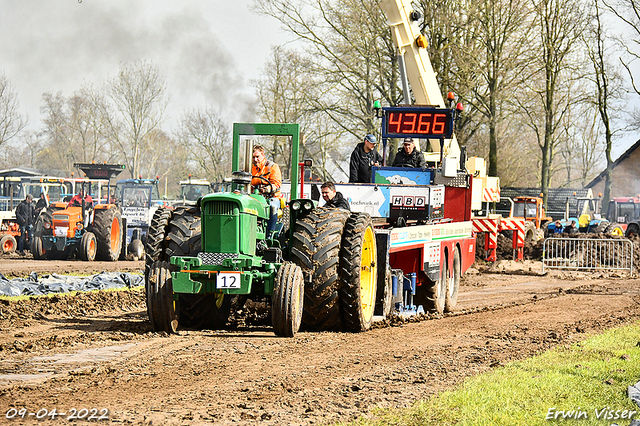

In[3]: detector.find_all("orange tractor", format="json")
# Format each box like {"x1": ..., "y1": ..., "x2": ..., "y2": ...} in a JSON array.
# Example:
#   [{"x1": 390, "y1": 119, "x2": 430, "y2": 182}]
[
  {"x1": 31, "y1": 164, "x2": 126, "y2": 261},
  {"x1": 510, "y1": 196, "x2": 552, "y2": 241}
]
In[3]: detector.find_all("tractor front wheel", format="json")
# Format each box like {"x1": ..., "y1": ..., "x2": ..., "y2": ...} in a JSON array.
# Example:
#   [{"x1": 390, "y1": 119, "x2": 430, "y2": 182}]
[
  {"x1": 272, "y1": 262, "x2": 304, "y2": 337},
  {"x1": 31, "y1": 235, "x2": 47, "y2": 260},
  {"x1": 0, "y1": 234, "x2": 17, "y2": 254},
  {"x1": 79, "y1": 232, "x2": 97, "y2": 261},
  {"x1": 147, "y1": 261, "x2": 178, "y2": 333}
]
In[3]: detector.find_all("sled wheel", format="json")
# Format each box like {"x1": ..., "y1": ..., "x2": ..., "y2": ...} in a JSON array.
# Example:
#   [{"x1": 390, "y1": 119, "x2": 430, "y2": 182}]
[{"x1": 444, "y1": 247, "x2": 460, "y2": 312}]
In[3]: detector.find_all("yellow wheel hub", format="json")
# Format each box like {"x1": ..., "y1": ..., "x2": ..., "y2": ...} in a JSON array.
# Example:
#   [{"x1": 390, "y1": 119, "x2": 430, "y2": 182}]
[{"x1": 360, "y1": 226, "x2": 377, "y2": 321}]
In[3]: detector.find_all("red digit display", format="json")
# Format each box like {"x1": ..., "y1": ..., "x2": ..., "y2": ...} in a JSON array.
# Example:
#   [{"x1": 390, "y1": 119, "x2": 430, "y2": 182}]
[{"x1": 384, "y1": 108, "x2": 453, "y2": 139}]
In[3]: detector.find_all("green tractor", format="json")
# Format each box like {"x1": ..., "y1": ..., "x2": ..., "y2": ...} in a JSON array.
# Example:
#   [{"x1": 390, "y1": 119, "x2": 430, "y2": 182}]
[{"x1": 145, "y1": 123, "x2": 381, "y2": 337}]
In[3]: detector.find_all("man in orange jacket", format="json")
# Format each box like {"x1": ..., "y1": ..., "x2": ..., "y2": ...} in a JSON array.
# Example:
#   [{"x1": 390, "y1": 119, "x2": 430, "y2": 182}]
[{"x1": 251, "y1": 145, "x2": 282, "y2": 237}]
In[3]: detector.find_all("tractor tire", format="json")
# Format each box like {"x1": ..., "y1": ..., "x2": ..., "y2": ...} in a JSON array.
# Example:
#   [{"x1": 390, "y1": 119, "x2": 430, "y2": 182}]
[
  {"x1": 31, "y1": 235, "x2": 47, "y2": 260},
  {"x1": 524, "y1": 222, "x2": 536, "y2": 242},
  {"x1": 272, "y1": 262, "x2": 304, "y2": 337},
  {"x1": 0, "y1": 234, "x2": 17, "y2": 254},
  {"x1": 339, "y1": 212, "x2": 378, "y2": 332},
  {"x1": 626, "y1": 223, "x2": 640, "y2": 238},
  {"x1": 79, "y1": 232, "x2": 97, "y2": 261},
  {"x1": 375, "y1": 265, "x2": 393, "y2": 318},
  {"x1": 604, "y1": 223, "x2": 624, "y2": 237},
  {"x1": 593, "y1": 221, "x2": 608, "y2": 234},
  {"x1": 147, "y1": 261, "x2": 178, "y2": 333},
  {"x1": 291, "y1": 207, "x2": 349, "y2": 331},
  {"x1": 145, "y1": 206, "x2": 173, "y2": 276},
  {"x1": 92, "y1": 206, "x2": 123, "y2": 261},
  {"x1": 444, "y1": 247, "x2": 461, "y2": 313}
]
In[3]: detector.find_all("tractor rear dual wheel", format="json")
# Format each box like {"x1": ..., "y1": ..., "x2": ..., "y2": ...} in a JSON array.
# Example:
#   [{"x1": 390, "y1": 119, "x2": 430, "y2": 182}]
[
  {"x1": 605, "y1": 223, "x2": 624, "y2": 237},
  {"x1": 291, "y1": 207, "x2": 350, "y2": 331},
  {"x1": 444, "y1": 247, "x2": 461, "y2": 313},
  {"x1": 272, "y1": 262, "x2": 304, "y2": 337},
  {"x1": 339, "y1": 213, "x2": 378, "y2": 332},
  {"x1": 626, "y1": 223, "x2": 640, "y2": 238},
  {"x1": 0, "y1": 234, "x2": 17, "y2": 254}
]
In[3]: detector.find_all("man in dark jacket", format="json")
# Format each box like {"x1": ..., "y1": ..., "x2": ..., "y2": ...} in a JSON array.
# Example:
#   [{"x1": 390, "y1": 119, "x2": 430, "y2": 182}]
[
  {"x1": 392, "y1": 138, "x2": 427, "y2": 168},
  {"x1": 321, "y1": 182, "x2": 350, "y2": 210},
  {"x1": 15, "y1": 194, "x2": 34, "y2": 255},
  {"x1": 349, "y1": 134, "x2": 382, "y2": 183}
]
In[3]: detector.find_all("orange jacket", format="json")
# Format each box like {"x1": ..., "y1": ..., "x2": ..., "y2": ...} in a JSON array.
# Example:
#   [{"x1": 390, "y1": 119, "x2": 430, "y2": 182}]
[{"x1": 252, "y1": 159, "x2": 282, "y2": 197}]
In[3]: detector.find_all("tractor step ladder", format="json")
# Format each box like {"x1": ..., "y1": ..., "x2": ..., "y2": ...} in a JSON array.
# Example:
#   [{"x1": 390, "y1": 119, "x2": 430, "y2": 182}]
[{"x1": 542, "y1": 237, "x2": 633, "y2": 273}]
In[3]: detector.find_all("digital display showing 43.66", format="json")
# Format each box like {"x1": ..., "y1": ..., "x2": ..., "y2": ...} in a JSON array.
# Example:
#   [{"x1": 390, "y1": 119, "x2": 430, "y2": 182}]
[{"x1": 382, "y1": 107, "x2": 454, "y2": 139}]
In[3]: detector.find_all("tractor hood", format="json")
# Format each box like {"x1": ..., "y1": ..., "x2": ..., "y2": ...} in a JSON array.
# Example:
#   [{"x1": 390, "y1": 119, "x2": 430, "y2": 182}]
[{"x1": 199, "y1": 191, "x2": 269, "y2": 256}]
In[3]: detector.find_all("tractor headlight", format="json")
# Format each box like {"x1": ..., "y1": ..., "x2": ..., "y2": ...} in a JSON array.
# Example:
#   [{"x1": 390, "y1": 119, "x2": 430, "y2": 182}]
[
  {"x1": 291, "y1": 200, "x2": 302, "y2": 211},
  {"x1": 44, "y1": 222, "x2": 51, "y2": 229},
  {"x1": 303, "y1": 201, "x2": 314, "y2": 211},
  {"x1": 76, "y1": 223, "x2": 84, "y2": 231}
]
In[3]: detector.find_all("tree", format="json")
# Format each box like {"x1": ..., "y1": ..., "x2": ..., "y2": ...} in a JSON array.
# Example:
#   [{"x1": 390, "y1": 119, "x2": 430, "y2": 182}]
[
  {"x1": 253, "y1": 0, "x2": 398, "y2": 150},
  {"x1": 176, "y1": 107, "x2": 231, "y2": 183},
  {"x1": 586, "y1": 0, "x2": 624, "y2": 209},
  {"x1": 103, "y1": 60, "x2": 168, "y2": 178},
  {"x1": 521, "y1": 0, "x2": 586, "y2": 206},
  {"x1": 0, "y1": 74, "x2": 26, "y2": 151}
]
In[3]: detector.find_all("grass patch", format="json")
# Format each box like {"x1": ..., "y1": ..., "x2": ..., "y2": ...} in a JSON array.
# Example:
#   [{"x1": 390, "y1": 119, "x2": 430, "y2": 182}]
[{"x1": 351, "y1": 322, "x2": 640, "y2": 426}]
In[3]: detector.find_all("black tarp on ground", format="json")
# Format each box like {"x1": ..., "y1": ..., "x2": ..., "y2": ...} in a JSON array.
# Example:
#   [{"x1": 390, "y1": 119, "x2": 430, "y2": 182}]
[{"x1": 0, "y1": 272, "x2": 143, "y2": 297}]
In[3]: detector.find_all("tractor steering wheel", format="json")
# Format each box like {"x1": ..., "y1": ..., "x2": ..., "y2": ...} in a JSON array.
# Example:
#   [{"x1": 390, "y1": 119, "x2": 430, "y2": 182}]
[
  {"x1": 394, "y1": 163, "x2": 416, "y2": 168},
  {"x1": 252, "y1": 175, "x2": 275, "y2": 196}
]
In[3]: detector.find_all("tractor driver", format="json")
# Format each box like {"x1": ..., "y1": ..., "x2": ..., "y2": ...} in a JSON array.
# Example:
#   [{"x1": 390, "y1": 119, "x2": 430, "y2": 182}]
[
  {"x1": 251, "y1": 145, "x2": 283, "y2": 236},
  {"x1": 70, "y1": 188, "x2": 94, "y2": 227}
]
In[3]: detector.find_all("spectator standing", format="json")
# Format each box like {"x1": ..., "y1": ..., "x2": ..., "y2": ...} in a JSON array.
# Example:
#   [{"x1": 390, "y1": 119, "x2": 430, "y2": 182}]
[
  {"x1": 15, "y1": 194, "x2": 34, "y2": 255},
  {"x1": 349, "y1": 134, "x2": 382, "y2": 183}
]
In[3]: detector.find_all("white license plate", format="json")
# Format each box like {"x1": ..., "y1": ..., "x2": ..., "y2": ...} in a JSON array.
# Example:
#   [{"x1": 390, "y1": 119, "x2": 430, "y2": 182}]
[
  {"x1": 216, "y1": 272, "x2": 241, "y2": 289},
  {"x1": 54, "y1": 227, "x2": 67, "y2": 237}
]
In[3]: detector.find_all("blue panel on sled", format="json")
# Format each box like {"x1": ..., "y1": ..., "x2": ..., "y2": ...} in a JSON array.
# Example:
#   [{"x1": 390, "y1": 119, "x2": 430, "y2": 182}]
[{"x1": 372, "y1": 167, "x2": 433, "y2": 185}]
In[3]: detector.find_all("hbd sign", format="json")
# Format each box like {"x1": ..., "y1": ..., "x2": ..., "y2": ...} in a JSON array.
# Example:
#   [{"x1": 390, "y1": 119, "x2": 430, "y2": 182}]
[{"x1": 391, "y1": 195, "x2": 426, "y2": 210}]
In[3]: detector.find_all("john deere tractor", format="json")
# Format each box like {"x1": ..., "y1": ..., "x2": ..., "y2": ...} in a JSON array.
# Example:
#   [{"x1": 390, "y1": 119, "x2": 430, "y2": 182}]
[{"x1": 145, "y1": 123, "x2": 381, "y2": 337}]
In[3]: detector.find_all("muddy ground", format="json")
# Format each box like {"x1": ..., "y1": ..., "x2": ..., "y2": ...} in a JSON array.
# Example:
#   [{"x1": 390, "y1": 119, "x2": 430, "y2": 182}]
[{"x1": 0, "y1": 254, "x2": 638, "y2": 425}]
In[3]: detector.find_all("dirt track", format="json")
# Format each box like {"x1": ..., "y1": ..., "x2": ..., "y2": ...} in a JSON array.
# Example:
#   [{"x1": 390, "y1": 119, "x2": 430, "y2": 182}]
[{"x1": 0, "y1": 258, "x2": 639, "y2": 425}]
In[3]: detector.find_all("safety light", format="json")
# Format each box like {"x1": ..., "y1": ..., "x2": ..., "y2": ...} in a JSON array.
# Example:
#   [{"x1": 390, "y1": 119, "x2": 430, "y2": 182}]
[
  {"x1": 303, "y1": 201, "x2": 314, "y2": 210},
  {"x1": 415, "y1": 34, "x2": 428, "y2": 49},
  {"x1": 456, "y1": 103, "x2": 464, "y2": 112},
  {"x1": 76, "y1": 223, "x2": 84, "y2": 231},
  {"x1": 447, "y1": 92, "x2": 455, "y2": 101}
]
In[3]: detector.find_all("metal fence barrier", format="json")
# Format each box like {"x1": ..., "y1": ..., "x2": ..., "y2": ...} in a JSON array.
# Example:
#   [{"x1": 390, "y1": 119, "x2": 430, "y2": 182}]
[{"x1": 542, "y1": 238, "x2": 634, "y2": 273}]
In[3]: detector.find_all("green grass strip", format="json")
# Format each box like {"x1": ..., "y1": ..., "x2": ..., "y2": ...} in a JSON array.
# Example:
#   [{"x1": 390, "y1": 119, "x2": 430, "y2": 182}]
[{"x1": 350, "y1": 321, "x2": 640, "y2": 426}]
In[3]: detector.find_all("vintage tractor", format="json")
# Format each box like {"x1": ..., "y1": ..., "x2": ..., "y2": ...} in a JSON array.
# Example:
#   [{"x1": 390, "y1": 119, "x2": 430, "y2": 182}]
[
  {"x1": 509, "y1": 196, "x2": 552, "y2": 241},
  {"x1": 31, "y1": 164, "x2": 125, "y2": 261},
  {"x1": 546, "y1": 196, "x2": 623, "y2": 237},
  {"x1": 146, "y1": 123, "x2": 380, "y2": 337}
]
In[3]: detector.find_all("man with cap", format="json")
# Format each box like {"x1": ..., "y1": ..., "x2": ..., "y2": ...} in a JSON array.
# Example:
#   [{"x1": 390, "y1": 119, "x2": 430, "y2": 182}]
[
  {"x1": 15, "y1": 193, "x2": 35, "y2": 255},
  {"x1": 349, "y1": 134, "x2": 383, "y2": 183},
  {"x1": 392, "y1": 137, "x2": 427, "y2": 169}
]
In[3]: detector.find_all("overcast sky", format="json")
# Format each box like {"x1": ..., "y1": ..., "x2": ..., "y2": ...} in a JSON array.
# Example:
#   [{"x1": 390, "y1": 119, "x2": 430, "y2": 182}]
[{"x1": 0, "y1": 0, "x2": 288, "y2": 132}]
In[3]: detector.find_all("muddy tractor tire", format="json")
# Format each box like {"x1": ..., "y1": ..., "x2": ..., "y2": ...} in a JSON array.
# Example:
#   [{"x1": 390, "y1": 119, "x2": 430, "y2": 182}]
[
  {"x1": 147, "y1": 261, "x2": 178, "y2": 333},
  {"x1": 0, "y1": 234, "x2": 17, "y2": 254},
  {"x1": 272, "y1": 262, "x2": 304, "y2": 337},
  {"x1": 604, "y1": 223, "x2": 624, "y2": 237},
  {"x1": 31, "y1": 235, "x2": 47, "y2": 260},
  {"x1": 92, "y1": 206, "x2": 123, "y2": 261},
  {"x1": 147, "y1": 206, "x2": 231, "y2": 332},
  {"x1": 79, "y1": 231, "x2": 97, "y2": 262},
  {"x1": 291, "y1": 207, "x2": 349, "y2": 331},
  {"x1": 523, "y1": 222, "x2": 536, "y2": 242},
  {"x1": 626, "y1": 222, "x2": 640, "y2": 238},
  {"x1": 145, "y1": 206, "x2": 173, "y2": 277},
  {"x1": 339, "y1": 212, "x2": 378, "y2": 332},
  {"x1": 444, "y1": 247, "x2": 461, "y2": 313}
]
